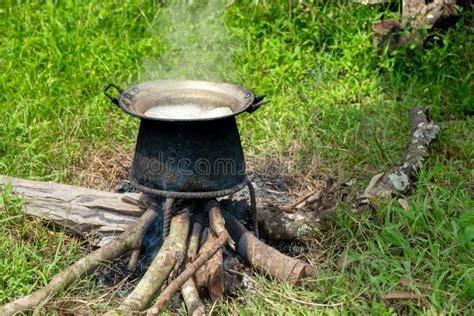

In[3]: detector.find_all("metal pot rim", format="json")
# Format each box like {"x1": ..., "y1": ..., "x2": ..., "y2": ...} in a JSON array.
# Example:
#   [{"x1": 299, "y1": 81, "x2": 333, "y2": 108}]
[{"x1": 116, "y1": 80, "x2": 256, "y2": 122}]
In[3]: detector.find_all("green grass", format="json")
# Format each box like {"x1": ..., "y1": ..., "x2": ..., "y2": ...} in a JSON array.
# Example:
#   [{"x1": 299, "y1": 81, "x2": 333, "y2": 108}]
[{"x1": 0, "y1": 0, "x2": 473, "y2": 314}]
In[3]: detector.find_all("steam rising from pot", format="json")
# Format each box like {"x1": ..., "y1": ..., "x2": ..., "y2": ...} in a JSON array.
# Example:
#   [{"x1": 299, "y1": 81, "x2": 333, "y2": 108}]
[{"x1": 142, "y1": 0, "x2": 236, "y2": 82}]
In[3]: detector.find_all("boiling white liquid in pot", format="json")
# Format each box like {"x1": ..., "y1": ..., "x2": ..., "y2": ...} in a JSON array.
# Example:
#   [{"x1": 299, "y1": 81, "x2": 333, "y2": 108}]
[{"x1": 144, "y1": 104, "x2": 234, "y2": 119}]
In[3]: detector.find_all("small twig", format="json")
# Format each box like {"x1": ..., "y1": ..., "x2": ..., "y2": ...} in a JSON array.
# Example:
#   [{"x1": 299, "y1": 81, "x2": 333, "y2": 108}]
[
  {"x1": 283, "y1": 190, "x2": 318, "y2": 212},
  {"x1": 383, "y1": 290, "x2": 427, "y2": 300},
  {"x1": 208, "y1": 202, "x2": 228, "y2": 298},
  {"x1": 295, "y1": 190, "x2": 324, "y2": 209},
  {"x1": 284, "y1": 177, "x2": 334, "y2": 211}
]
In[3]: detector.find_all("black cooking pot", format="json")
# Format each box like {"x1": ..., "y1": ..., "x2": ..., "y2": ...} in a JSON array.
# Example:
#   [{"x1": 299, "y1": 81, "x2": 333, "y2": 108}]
[{"x1": 104, "y1": 80, "x2": 267, "y2": 197}]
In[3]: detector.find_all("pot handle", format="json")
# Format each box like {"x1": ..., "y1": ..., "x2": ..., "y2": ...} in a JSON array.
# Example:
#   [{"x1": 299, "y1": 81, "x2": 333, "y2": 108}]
[
  {"x1": 103, "y1": 83, "x2": 123, "y2": 106},
  {"x1": 246, "y1": 95, "x2": 269, "y2": 114}
]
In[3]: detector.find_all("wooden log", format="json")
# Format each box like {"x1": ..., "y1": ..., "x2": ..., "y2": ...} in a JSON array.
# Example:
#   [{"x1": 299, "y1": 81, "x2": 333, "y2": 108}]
[
  {"x1": 0, "y1": 175, "x2": 332, "y2": 243},
  {"x1": 194, "y1": 203, "x2": 226, "y2": 299},
  {"x1": 116, "y1": 211, "x2": 190, "y2": 313},
  {"x1": 202, "y1": 233, "x2": 225, "y2": 300},
  {"x1": 0, "y1": 176, "x2": 144, "y2": 246},
  {"x1": 181, "y1": 223, "x2": 205, "y2": 316},
  {"x1": 223, "y1": 213, "x2": 315, "y2": 284},
  {"x1": 195, "y1": 228, "x2": 211, "y2": 290},
  {"x1": 207, "y1": 202, "x2": 226, "y2": 299},
  {"x1": 194, "y1": 231, "x2": 225, "y2": 299}
]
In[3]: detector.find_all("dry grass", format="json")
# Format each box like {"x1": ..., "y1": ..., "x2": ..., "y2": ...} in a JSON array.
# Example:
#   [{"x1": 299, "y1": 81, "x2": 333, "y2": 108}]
[{"x1": 71, "y1": 143, "x2": 133, "y2": 191}]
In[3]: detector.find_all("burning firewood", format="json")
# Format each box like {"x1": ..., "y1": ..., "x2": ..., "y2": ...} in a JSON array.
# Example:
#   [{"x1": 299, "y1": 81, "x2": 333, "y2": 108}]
[
  {"x1": 224, "y1": 213, "x2": 315, "y2": 283},
  {"x1": 147, "y1": 204, "x2": 231, "y2": 315},
  {"x1": 195, "y1": 232, "x2": 225, "y2": 300},
  {"x1": 0, "y1": 188, "x2": 315, "y2": 314},
  {"x1": 181, "y1": 223, "x2": 206, "y2": 316},
  {"x1": 116, "y1": 209, "x2": 190, "y2": 313}
]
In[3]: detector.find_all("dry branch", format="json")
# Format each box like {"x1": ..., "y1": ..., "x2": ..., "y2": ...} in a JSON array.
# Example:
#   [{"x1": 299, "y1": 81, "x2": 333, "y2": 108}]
[
  {"x1": 0, "y1": 204, "x2": 159, "y2": 315},
  {"x1": 147, "y1": 206, "x2": 230, "y2": 315},
  {"x1": 117, "y1": 211, "x2": 190, "y2": 313},
  {"x1": 359, "y1": 107, "x2": 441, "y2": 204},
  {"x1": 181, "y1": 223, "x2": 205, "y2": 316},
  {"x1": 209, "y1": 201, "x2": 227, "y2": 235},
  {"x1": 224, "y1": 213, "x2": 315, "y2": 283},
  {"x1": 195, "y1": 228, "x2": 212, "y2": 290}
]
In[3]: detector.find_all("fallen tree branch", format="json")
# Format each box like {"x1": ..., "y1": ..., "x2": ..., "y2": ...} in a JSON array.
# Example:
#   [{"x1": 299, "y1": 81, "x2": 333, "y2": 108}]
[
  {"x1": 117, "y1": 210, "x2": 190, "y2": 313},
  {"x1": 359, "y1": 107, "x2": 441, "y2": 204},
  {"x1": 0, "y1": 203, "x2": 160, "y2": 315},
  {"x1": 147, "y1": 205, "x2": 230, "y2": 315}
]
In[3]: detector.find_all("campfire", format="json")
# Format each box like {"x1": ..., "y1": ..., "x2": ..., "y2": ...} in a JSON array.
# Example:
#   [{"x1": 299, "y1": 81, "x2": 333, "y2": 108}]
[
  {"x1": 0, "y1": 80, "x2": 441, "y2": 315},
  {"x1": 0, "y1": 81, "x2": 315, "y2": 315}
]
